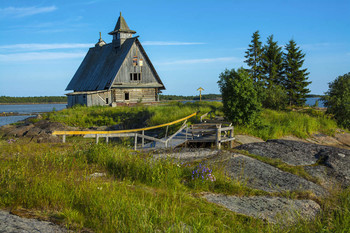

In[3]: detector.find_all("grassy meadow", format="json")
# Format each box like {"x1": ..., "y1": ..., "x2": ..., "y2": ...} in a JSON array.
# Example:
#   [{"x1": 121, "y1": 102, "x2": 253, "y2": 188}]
[{"x1": 1, "y1": 102, "x2": 349, "y2": 232}]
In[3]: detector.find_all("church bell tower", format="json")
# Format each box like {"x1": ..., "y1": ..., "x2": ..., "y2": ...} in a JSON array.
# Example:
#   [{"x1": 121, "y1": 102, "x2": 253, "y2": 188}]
[{"x1": 108, "y1": 12, "x2": 136, "y2": 48}]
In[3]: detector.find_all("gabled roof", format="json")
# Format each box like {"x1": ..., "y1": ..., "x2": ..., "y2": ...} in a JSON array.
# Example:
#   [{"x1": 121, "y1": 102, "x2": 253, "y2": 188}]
[
  {"x1": 109, "y1": 12, "x2": 136, "y2": 35},
  {"x1": 66, "y1": 37, "x2": 165, "y2": 91}
]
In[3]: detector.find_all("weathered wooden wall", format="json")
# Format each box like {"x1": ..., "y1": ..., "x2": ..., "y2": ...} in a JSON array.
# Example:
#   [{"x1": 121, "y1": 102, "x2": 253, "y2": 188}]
[
  {"x1": 67, "y1": 87, "x2": 157, "y2": 107},
  {"x1": 113, "y1": 88, "x2": 156, "y2": 103},
  {"x1": 114, "y1": 43, "x2": 158, "y2": 84}
]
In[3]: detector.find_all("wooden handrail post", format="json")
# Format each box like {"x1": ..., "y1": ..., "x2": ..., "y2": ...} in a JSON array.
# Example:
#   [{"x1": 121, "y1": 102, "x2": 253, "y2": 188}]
[
  {"x1": 165, "y1": 125, "x2": 169, "y2": 139},
  {"x1": 134, "y1": 134, "x2": 137, "y2": 150},
  {"x1": 106, "y1": 136, "x2": 109, "y2": 145},
  {"x1": 216, "y1": 125, "x2": 221, "y2": 150},
  {"x1": 142, "y1": 130, "x2": 144, "y2": 147},
  {"x1": 62, "y1": 135, "x2": 66, "y2": 143},
  {"x1": 96, "y1": 134, "x2": 99, "y2": 144},
  {"x1": 230, "y1": 127, "x2": 234, "y2": 148}
]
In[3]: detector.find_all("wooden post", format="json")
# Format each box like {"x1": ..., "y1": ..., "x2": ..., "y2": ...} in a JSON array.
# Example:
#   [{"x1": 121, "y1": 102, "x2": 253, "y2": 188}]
[
  {"x1": 96, "y1": 134, "x2": 99, "y2": 144},
  {"x1": 62, "y1": 135, "x2": 66, "y2": 143},
  {"x1": 142, "y1": 130, "x2": 144, "y2": 148},
  {"x1": 134, "y1": 134, "x2": 137, "y2": 150},
  {"x1": 106, "y1": 136, "x2": 109, "y2": 145},
  {"x1": 165, "y1": 125, "x2": 169, "y2": 139},
  {"x1": 230, "y1": 127, "x2": 234, "y2": 148},
  {"x1": 216, "y1": 125, "x2": 221, "y2": 150}
]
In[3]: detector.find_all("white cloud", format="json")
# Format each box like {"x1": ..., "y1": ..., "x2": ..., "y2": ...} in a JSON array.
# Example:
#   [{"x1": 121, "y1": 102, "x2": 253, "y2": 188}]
[
  {"x1": 143, "y1": 41, "x2": 205, "y2": 46},
  {"x1": 0, "y1": 52, "x2": 85, "y2": 62},
  {"x1": 0, "y1": 43, "x2": 93, "y2": 52},
  {"x1": 300, "y1": 43, "x2": 332, "y2": 50},
  {"x1": 0, "y1": 6, "x2": 57, "y2": 17},
  {"x1": 158, "y1": 57, "x2": 242, "y2": 65}
]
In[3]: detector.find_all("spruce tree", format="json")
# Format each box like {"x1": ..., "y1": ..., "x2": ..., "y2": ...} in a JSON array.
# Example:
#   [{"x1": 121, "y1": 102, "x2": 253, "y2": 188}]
[
  {"x1": 244, "y1": 31, "x2": 263, "y2": 83},
  {"x1": 261, "y1": 35, "x2": 284, "y2": 87},
  {"x1": 283, "y1": 39, "x2": 311, "y2": 106}
]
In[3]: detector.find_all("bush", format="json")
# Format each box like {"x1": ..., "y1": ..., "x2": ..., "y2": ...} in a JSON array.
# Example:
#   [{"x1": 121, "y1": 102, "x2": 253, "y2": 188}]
[
  {"x1": 262, "y1": 85, "x2": 288, "y2": 110},
  {"x1": 218, "y1": 67, "x2": 261, "y2": 125},
  {"x1": 321, "y1": 72, "x2": 350, "y2": 129}
]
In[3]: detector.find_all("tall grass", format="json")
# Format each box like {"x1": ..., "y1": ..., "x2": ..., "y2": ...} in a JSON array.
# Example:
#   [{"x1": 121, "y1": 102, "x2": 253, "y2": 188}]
[
  {"x1": 235, "y1": 109, "x2": 338, "y2": 140},
  {"x1": 44, "y1": 101, "x2": 219, "y2": 128},
  {"x1": 2, "y1": 140, "x2": 350, "y2": 232},
  {"x1": 0, "y1": 141, "x2": 267, "y2": 232}
]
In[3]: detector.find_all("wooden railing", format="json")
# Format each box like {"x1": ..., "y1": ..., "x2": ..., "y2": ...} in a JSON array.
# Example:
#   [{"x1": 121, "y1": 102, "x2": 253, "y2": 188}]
[{"x1": 52, "y1": 112, "x2": 197, "y2": 149}]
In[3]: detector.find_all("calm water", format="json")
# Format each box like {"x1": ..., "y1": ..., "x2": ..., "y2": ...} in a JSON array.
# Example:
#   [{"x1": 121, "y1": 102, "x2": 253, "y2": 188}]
[
  {"x1": 305, "y1": 97, "x2": 325, "y2": 108},
  {"x1": 0, "y1": 104, "x2": 66, "y2": 126}
]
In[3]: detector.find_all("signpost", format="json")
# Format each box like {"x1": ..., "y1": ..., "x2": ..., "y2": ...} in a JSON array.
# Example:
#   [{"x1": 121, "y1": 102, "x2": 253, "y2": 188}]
[{"x1": 197, "y1": 87, "x2": 204, "y2": 101}]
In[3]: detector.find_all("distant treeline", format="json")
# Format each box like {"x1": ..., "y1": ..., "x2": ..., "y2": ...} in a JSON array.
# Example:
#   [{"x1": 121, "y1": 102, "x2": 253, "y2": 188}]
[
  {"x1": 160, "y1": 94, "x2": 221, "y2": 101},
  {"x1": 307, "y1": 94, "x2": 324, "y2": 98},
  {"x1": 0, "y1": 96, "x2": 67, "y2": 103}
]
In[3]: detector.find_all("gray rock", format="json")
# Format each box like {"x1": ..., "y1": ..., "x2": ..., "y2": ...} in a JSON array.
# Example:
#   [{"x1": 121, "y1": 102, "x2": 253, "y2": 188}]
[
  {"x1": 0, "y1": 210, "x2": 66, "y2": 233},
  {"x1": 236, "y1": 140, "x2": 350, "y2": 187},
  {"x1": 217, "y1": 153, "x2": 325, "y2": 196},
  {"x1": 153, "y1": 148, "x2": 219, "y2": 162},
  {"x1": 203, "y1": 194, "x2": 320, "y2": 223}
]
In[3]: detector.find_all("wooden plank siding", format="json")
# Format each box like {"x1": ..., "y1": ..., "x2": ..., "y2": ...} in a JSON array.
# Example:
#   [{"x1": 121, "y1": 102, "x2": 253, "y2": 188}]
[{"x1": 114, "y1": 43, "x2": 158, "y2": 85}]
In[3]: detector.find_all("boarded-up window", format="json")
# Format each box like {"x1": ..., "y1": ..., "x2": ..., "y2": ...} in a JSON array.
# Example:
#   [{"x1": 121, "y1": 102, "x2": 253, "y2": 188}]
[{"x1": 125, "y1": 92, "x2": 129, "y2": 100}]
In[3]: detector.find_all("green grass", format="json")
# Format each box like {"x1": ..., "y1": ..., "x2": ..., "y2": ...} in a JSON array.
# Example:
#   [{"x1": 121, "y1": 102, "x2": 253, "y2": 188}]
[
  {"x1": 44, "y1": 101, "x2": 220, "y2": 129},
  {"x1": 235, "y1": 108, "x2": 338, "y2": 140},
  {"x1": 0, "y1": 141, "x2": 268, "y2": 232},
  {"x1": 2, "y1": 139, "x2": 350, "y2": 232}
]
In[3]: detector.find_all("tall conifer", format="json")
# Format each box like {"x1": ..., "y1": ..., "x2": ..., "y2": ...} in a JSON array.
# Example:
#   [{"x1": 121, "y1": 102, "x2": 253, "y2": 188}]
[
  {"x1": 283, "y1": 39, "x2": 311, "y2": 106},
  {"x1": 261, "y1": 35, "x2": 284, "y2": 87},
  {"x1": 244, "y1": 31, "x2": 263, "y2": 83}
]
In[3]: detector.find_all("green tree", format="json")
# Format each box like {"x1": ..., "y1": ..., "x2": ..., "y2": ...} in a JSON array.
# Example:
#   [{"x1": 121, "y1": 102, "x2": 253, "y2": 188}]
[
  {"x1": 262, "y1": 84, "x2": 288, "y2": 110},
  {"x1": 217, "y1": 68, "x2": 261, "y2": 125},
  {"x1": 261, "y1": 35, "x2": 284, "y2": 87},
  {"x1": 283, "y1": 39, "x2": 311, "y2": 106},
  {"x1": 244, "y1": 30, "x2": 264, "y2": 83},
  {"x1": 321, "y1": 72, "x2": 350, "y2": 129}
]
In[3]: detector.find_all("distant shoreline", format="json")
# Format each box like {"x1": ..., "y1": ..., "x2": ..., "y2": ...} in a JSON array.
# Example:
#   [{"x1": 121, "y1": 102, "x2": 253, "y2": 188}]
[{"x1": 0, "y1": 102, "x2": 66, "y2": 105}]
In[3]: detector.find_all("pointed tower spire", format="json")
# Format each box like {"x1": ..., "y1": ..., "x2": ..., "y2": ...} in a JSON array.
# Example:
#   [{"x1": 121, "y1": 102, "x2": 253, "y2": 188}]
[{"x1": 109, "y1": 12, "x2": 136, "y2": 48}]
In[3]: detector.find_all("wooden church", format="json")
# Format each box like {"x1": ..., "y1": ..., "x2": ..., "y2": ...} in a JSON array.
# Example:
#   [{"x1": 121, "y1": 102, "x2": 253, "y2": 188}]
[{"x1": 65, "y1": 13, "x2": 165, "y2": 107}]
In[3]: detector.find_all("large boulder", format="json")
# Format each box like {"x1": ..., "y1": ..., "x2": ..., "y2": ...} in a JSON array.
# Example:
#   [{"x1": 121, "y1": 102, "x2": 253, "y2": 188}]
[
  {"x1": 214, "y1": 152, "x2": 325, "y2": 196},
  {"x1": 236, "y1": 140, "x2": 350, "y2": 187},
  {"x1": 203, "y1": 194, "x2": 320, "y2": 224}
]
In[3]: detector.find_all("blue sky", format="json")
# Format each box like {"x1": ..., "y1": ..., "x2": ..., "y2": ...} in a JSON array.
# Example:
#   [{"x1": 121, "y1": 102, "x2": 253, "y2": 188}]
[{"x1": 0, "y1": 0, "x2": 349, "y2": 97}]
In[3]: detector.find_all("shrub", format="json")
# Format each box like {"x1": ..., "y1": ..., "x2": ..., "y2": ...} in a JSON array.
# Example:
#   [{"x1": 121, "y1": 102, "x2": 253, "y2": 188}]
[
  {"x1": 218, "y1": 67, "x2": 261, "y2": 125},
  {"x1": 322, "y1": 72, "x2": 350, "y2": 129}
]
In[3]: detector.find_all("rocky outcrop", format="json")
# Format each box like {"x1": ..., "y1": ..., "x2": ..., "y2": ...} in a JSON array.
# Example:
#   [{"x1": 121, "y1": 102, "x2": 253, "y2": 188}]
[
  {"x1": 154, "y1": 141, "x2": 350, "y2": 223},
  {"x1": 0, "y1": 118, "x2": 78, "y2": 143},
  {"x1": 236, "y1": 140, "x2": 350, "y2": 187},
  {"x1": 203, "y1": 194, "x2": 320, "y2": 224},
  {"x1": 0, "y1": 210, "x2": 66, "y2": 233},
  {"x1": 214, "y1": 152, "x2": 325, "y2": 196}
]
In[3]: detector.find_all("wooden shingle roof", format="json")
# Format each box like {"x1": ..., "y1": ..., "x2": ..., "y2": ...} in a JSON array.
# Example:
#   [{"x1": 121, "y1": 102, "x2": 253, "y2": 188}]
[{"x1": 66, "y1": 37, "x2": 164, "y2": 91}]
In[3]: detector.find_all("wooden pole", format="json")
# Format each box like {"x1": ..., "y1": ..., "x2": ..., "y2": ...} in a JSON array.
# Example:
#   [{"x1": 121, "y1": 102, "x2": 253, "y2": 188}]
[
  {"x1": 216, "y1": 125, "x2": 221, "y2": 150},
  {"x1": 134, "y1": 134, "x2": 137, "y2": 150},
  {"x1": 230, "y1": 127, "x2": 234, "y2": 148},
  {"x1": 142, "y1": 130, "x2": 144, "y2": 148},
  {"x1": 165, "y1": 125, "x2": 169, "y2": 139},
  {"x1": 106, "y1": 136, "x2": 109, "y2": 145},
  {"x1": 62, "y1": 135, "x2": 66, "y2": 143},
  {"x1": 96, "y1": 134, "x2": 99, "y2": 144}
]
